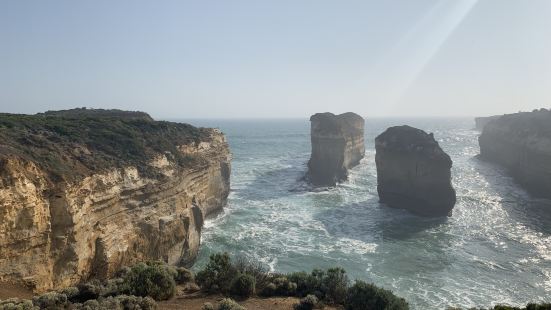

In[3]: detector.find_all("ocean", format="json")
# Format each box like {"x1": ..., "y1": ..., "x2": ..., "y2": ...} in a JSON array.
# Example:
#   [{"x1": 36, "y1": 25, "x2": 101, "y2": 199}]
[{"x1": 179, "y1": 118, "x2": 551, "y2": 309}]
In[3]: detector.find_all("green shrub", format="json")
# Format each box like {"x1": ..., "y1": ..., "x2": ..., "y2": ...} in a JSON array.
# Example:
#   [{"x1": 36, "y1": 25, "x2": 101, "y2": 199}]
[
  {"x1": 345, "y1": 280, "x2": 408, "y2": 310},
  {"x1": 259, "y1": 282, "x2": 277, "y2": 297},
  {"x1": 32, "y1": 292, "x2": 69, "y2": 309},
  {"x1": 526, "y1": 304, "x2": 551, "y2": 310},
  {"x1": 174, "y1": 267, "x2": 194, "y2": 284},
  {"x1": 273, "y1": 277, "x2": 297, "y2": 296},
  {"x1": 196, "y1": 253, "x2": 236, "y2": 293},
  {"x1": 0, "y1": 298, "x2": 35, "y2": 310},
  {"x1": 294, "y1": 294, "x2": 319, "y2": 310},
  {"x1": 230, "y1": 273, "x2": 256, "y2": 298},
  {"x1": 217, "y1": 298, "x2": 245, "y2": 310},
  {"x1": 122, "y1": 261, "x2": 176, "y2": 301},
  {"x1": 202, "y1": 302, "x2": 215, "y2": 310},
  {"x1": 321, "y1": 268, "x2": 348, "y2": 304},
  {"x1": 232, "y1": 256, "x2": 271, "y2": 292},
  {"x1": 72, "y1": 295, "x2": 156, "y2": 310}
]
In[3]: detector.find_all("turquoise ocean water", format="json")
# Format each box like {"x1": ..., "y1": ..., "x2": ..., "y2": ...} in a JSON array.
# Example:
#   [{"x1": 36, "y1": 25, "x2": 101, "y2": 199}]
[{"x1": 179, "y1": 118, "x2": 551, "y2": 309}]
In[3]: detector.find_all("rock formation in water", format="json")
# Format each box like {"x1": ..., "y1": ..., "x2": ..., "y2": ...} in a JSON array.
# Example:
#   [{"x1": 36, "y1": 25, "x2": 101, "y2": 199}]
[
  {"x1": 375, "y1": 126, "x2": 456, "y2": 217},
  {"x1": 474, "y1": 115, "x2": 502, "y2": 131},
  {"x1": 307, "y1": 112, "x2": 365, "y2": 186},
  {"x1": 479, "y1": 109, "x2": 551, "y2": 198},
  {"x1": 0, "y1": 109, "x2": 231, "y2": 292}
]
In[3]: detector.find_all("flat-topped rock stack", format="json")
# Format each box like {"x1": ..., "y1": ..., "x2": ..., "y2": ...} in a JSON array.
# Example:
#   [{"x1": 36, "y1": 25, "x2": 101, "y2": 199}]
[
  {"x1": 307, "y1": 112, "x2": 365, "y2": 186},
  {"x1": 479, "y1": 109, "x2": 551, "y2": 198},
  {"x1": 375, "y1": 126, "x2": 456, "y2": 217}
]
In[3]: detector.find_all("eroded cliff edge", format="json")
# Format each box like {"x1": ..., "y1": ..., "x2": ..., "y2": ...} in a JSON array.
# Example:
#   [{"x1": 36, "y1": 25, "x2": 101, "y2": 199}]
[
  {"x1": 0, "y1": 109, "x2": 231, "y2": 292},
  {"x1": 307, "y1": 112, "x2": 365, "y2": 187},
  {"x1": 479, "y1": 109, "x2": 551, "y2": 198}
]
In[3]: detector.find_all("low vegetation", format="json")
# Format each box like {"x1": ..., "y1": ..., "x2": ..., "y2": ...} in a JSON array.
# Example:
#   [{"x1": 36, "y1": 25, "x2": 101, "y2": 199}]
[
  {"x1": 1, "y1": 253, "x2": 549, "y2": 309},
  {"x1": 0, "y1": 109, "x2": 210, "y2": 181}
]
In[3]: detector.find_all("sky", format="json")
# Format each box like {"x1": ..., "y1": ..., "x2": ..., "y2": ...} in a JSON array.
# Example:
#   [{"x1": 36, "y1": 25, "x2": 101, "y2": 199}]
[{"x1": 0, "y1": 0, "x2": 550, "y2": 119}]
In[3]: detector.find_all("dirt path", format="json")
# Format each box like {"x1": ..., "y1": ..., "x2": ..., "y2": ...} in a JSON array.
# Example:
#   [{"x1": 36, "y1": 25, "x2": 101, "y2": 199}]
[{"x1": 0, "y1": 283, "x2": 33, "y2": 300}]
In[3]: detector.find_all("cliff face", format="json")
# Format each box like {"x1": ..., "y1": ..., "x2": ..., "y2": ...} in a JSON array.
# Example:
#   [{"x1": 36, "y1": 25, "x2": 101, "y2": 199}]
[
  {"x1": 474, "y1": 115, "x2": 502, "y2": 131},
  {"x1": 307, "y1": 112, "x2": 365, "y2": 186},
  {"x1": 375, "y1": 126, "x2": 456, "y2": 217},
  {"x1": 479, "y1": 110, "x2": 551, "y2": 198},
  {"x1": 0, "y1": 110, "x2": 231, "y2": 292}
]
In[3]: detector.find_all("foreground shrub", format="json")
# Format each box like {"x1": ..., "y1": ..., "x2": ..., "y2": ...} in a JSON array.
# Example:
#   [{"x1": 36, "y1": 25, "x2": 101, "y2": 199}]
[
  {"x1": 230, "y1": 273, "x2": 256, "y2": 298},
  {"x1": 233, "y1": 256, "x2": 271, "y2": 292},
  {"x1": 174, "y1": 267, "x2": 194, "y2": 284},
  {"x1": 217, "y1": 298, "x2": 245, "y2": 310},
  {"x1": 202, "y1": 302, "x2": 215, "y2": 310},
  {"x1": 321, "y1": 268, "x2": 348, "y2": 304},
  {"x1": 72, "y1": 295, "x2": 156, "y2": 310},
  {"x1": 122, "y1": 261, "x2": 176, "y2": 301},
  {"x1": 0, "y1": 298, "x2": 35, "y2": 310},
  {"x1": 196, "y1": 253, "x2": 236, "y2": 293},
  {"x1": 345, "y1": 280, "x2": 409, "y2": 310},
  {"x1": 32, "y1": 292, "x2": 69, "y2": 309},
  {"x1": 294, "y1": 294, "x2": 319, "y2": 310}
]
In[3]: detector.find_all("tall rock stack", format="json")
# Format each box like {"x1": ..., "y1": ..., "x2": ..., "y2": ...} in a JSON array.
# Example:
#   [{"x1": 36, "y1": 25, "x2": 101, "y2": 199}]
[
  {"x1": 375, "y1": 126, "x2": 456, "y2": 217},
  {"x1": 307, "y1": 112, "x2": 365, "y2": 186},
  {"x1": 479, "y1": 109, "x2": 551, "y2": 198}
]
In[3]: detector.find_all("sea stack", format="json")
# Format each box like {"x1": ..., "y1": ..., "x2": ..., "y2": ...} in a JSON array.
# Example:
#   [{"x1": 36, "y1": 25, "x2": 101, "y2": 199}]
[
  {"x1": 0, "y1": 109, "x2": 231, "y2": 292},
  {"x1": 375, "y1": 126, "x2": 456, "y2": 217},
  {"x1": 479, "y1": 109, "x2": 551, "y2": 198},
  {"x1": 307, "y1": 112, "x2": 365, "y2": 186}
]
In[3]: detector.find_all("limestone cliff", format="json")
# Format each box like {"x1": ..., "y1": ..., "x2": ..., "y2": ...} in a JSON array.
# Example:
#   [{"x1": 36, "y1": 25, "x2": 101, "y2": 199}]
[
  {"x1": 474, "y1": 115, "x2": 502, "y2": 131},
  {"x1": 479, "y1": 109, "x2": 551, "y2": 198},
  {"x1": 307, "y1": 112, "x2": 365, "y2": 186},
  {"x1": 0, "y1": 109, "x2": 231, "y2": 292},
  {"x1": 375, "y1": 126, "x2": 456, "y2": 217}
]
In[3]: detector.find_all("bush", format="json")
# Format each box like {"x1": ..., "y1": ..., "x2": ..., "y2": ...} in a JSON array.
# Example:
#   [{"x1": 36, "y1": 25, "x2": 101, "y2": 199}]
[
  {"x1": 294, "y1": 294, "x2": 319, "y2": 310},
  {"x1": 72, "y1": 295, "x2": 156, "y2": 310},
  {"x1": 0, "y1": 298, "x2": 35, "y2": 310},
  {"x1": 321, "y1": 268, "x2": 348, "y2": 304},
  {"x1": 345, "y1": 280, "x2": 409, "y2": 310},
  {"x1": 202, "y1": 302, "x2": 215, "y2": 310},
  {"x1": 196, "y1": 253, "x2": 236, "y2": 293},
  {"x1": 32, "y1": 292, "x2": 69, "y2": 309},
  {"x1": 273, "y1": 277, "x2": 297, "y2": 296},
  {"x1": 233, "y1": 256, "x2": 271, "y2": 292},
  {"x1": 122, "y1": 261, "x2": 176, "y2": 301},
  {"x1": 217, "y1": 298, "x2": 245, "y2": 310},
  {"x1": 526, "y1": 304, "x2": 551, "y2": 310},
  {"x1": 174, "y1": 267, "x2": 194, "y2": 284},
  {"x1": 230, "y1": 273, "x2": 256, "y2": 298},
  {"x1": 259, "y1": 282, "x2": 277, "y2": 297}
]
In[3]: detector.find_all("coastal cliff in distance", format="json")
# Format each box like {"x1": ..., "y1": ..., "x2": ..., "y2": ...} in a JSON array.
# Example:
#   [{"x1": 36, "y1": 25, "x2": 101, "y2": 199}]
[
  {"x1": 307, "y1": 112, "x2": 365, "y2": 186},
  {"x1": 375, "y1": 126, "x2": 456, "y2": 217},
  {"x1": 0, "y1": 108, "x2": 231, "y2": 292},
  {"x1": 479, "y1": 109, "x2": 551, "y2": 198},
  {"x1": 474, "y1": 115, "x2": 502, "y2": 131}
]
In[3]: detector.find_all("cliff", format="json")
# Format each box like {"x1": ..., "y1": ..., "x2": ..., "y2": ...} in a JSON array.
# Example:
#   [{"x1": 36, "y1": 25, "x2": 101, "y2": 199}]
[
  {"x1": 0, "y1": 109, "x2": 231, "y2": 292},
  {"x1": 375, "y1": 126, "x2": 456, "y2": 217},
  {"x1": 474, "y1": 115, "x2": 502, "y2": 131},
  {"x1": 306, "y1": 112, "x2": 365, "y2": 186},
  {"x1": 479, "y1": 109, "x2": 551, "y2": 198}
]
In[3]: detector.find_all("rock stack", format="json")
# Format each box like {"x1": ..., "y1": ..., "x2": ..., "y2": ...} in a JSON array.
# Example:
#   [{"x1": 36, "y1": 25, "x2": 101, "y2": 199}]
[
  {"x1": 307, "y1": 112, "x2": 365, "y2": 186},
  {"x1": 375, "y1": 126, "x2": 456, "y2": 217}
]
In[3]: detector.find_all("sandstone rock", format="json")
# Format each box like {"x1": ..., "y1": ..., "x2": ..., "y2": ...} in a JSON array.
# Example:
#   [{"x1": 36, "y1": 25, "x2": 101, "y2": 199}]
[
  {"x1": 307, "y1": 112, "x2": 365, "y2": 186},
  {"x1": 375, "y1": 126, "x2": 456, "y2": 217},
  {"x1": 0, "y1": 110, "x2": 231, "y2": 293},
  {"x1": 474, "y1": 115, "x2": 502, "y2": 131},
  {"x1": 479, "y1": 109, "x2": 551, "y2": 198}
]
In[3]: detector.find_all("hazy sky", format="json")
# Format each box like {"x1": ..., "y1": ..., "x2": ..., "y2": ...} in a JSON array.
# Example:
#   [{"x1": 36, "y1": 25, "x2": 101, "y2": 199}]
[{"x1": 1, "y1": 0, "x2": 550, "y2": 118}]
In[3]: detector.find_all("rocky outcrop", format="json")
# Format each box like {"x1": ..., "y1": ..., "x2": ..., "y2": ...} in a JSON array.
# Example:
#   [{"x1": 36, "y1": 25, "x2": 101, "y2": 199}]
[
  {"x1": 0, "y1": 109, "x2": 231, "y2": 292},
  {"x1": 479, "y1": 109, "x2": 551, "y2": 198},
  {"x1": 307, "y1": 112, "x2": 365, "y2": 186},
  {"x1": 375, "y1": 126, "x2": 456, "y2": 217},
  {"x1": 474, "y1": 115, "x2": 502, "y2": 131}
]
